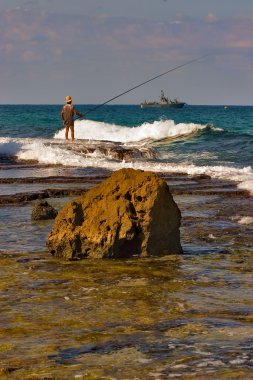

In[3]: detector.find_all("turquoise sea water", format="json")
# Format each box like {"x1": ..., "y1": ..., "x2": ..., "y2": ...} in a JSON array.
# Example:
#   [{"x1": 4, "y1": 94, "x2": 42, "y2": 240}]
[{"x1": 0, "y1": 104, "x2": 252, "y2": 191}]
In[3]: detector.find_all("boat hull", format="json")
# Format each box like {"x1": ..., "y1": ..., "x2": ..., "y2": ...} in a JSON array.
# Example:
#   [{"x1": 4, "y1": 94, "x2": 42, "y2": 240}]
[{"x1": 140, "y1": 102, "x2": 185, "y2": 109}]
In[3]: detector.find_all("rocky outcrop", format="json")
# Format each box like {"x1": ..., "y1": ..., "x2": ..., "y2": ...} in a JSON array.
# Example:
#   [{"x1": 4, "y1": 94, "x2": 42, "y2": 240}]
[
  {"x1": 32, "y1": 200, "x2": 58, "y2": 220},
  {"x1": 48, "y1": 140, "x2": 159, "y2": 161},
  {"x1": 47, "y1": 168, "x2": 182, "y2": 259}
]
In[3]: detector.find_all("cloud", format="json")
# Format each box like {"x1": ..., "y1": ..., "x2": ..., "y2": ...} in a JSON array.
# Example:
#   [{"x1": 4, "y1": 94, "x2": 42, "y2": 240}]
[
  {"x1": 0, "y1": 7, "x2": 253, "y2": 103},
  {"x1": 205, "y1": 12, "x2": 219, "y2": 23},
  {"x1": 0, "y1": 8, "x2": 252, "y2": 64},
  {"x1": 0, "y1": 10, "x2": 180, "y2": 65}
]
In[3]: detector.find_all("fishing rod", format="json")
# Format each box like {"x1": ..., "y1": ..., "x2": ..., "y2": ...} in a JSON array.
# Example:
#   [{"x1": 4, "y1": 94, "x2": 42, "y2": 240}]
[{"x1": 75, "y1": 54, "x2": 209, "y2": 120}]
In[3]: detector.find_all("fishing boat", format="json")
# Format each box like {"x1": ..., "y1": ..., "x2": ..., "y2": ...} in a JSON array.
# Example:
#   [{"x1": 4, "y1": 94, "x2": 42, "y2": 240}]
[{"x1": 140, "y1": 90, "x2": 186, "y2": 109}]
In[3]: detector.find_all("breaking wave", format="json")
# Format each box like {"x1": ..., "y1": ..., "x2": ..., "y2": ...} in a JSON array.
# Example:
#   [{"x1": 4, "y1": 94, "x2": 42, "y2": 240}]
[
  {"x1": 53, "y1": 119, "x2": 214, "y2": 143},
  {"x1": 0, "y1": 135, "x2": 252, "y2": 195}
]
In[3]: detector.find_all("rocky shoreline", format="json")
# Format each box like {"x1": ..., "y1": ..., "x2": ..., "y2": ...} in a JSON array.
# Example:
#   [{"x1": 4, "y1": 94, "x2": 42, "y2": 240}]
[
  {"x1": 0, "y1": 170, "x2": 250, "y2": 206},
  {"x1": 1, "y1": 155, "x2": 253, "y2": 256},
  {"x1": 1, "y1": 156, "x2": 253, "y2": 378}
]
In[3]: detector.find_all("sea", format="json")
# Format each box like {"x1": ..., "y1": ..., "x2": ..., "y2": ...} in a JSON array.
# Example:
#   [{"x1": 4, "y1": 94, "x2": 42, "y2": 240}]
[
  {"x1": 1, "y1": 104, "x2": 253, "y2": 378},
  {"x1": 0, "y1": 104, "x2": 253, "y2": 193}
]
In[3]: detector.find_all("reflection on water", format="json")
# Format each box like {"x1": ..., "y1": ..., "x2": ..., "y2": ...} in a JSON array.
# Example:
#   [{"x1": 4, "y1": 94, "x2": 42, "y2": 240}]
[
  {"x1": 0, "y1": 205, "x2": 54, "y2": 251},
  {"x1": 0, "y1": 199, "x2": 253, "y2": 378},
  {"x1": 1, "y1": 167, "x2": 253, "y2": 378},
  {"x1": 0, "y1": 182, "x2": 92, "y2": 196},
  {"x1": 1, "y1": 251, "x2": 253, "y2": 379},
  {"x1": 0, "y1": 163, "x2": 110, "y2": 179}
]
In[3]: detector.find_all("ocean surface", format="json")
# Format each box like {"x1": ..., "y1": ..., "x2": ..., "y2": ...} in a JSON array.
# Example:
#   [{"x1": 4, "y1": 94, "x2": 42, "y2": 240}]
[
  {"x1": 1, "y1": 104, "x2": 253, "y2": 379},
  {"x1": 0, "y1": 104, "x2": 253, "y2": 193}
]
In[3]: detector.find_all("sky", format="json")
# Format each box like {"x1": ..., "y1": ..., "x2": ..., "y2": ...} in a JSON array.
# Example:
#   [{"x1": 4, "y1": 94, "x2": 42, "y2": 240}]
[{"x1": 0, "y1": 0, "x2": 253, "y2": 105}]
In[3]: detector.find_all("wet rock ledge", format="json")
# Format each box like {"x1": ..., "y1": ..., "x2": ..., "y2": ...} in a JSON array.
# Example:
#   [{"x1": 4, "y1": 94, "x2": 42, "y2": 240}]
[
  {"x1": 56, "y1": 139, "x2": 159, "y2": 161},
  {"x1": 47, "y1": 168, "x2": 182, "y2": 259}
]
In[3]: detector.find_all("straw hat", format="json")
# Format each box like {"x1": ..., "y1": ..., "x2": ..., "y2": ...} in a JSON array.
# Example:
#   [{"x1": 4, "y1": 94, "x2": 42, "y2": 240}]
[{"x1": 65, "y1": 95, "x2": 72, "y2": 103}]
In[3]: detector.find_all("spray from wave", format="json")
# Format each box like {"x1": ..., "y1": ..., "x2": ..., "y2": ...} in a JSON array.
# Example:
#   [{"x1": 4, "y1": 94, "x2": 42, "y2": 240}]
[
  {"x1": 1, "y1": 121, "x2": 252, "y2": 194},
  {"x1": 0, "y1": 133, "x2": 253, "y2": 195},
  {"x1": 53, "y1": 119, "x2": 211, "y2": 143}
]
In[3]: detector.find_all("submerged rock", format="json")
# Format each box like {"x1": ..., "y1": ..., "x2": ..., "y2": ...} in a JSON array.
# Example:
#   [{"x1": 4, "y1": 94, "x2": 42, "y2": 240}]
[
  {"x1": 32, "y1": 200, "x2": 58, "y2": 220},
  {"x1": 47, "y1": 168, "x2": 182, "y2": 259}
]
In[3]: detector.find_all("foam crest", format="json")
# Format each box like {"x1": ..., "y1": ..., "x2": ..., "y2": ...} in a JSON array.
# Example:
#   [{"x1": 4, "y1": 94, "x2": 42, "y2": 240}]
[
  {"x1": 1, "y1": 137, "x2": 253, "y2": 195},
  {"x1": 54, "y1": 119, "x2": 208, "y2": 143},
  {"x1": 233, "y1": 216, "x2": 253, "y2": 225}
]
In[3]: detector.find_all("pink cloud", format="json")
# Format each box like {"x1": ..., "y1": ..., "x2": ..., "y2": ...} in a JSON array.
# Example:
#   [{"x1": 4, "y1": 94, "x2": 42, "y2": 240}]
[
  {"x1": 227, "y1": 39, "x2": 253, "y2": 49},
  {"x1": 205, "y1": 12, "x2": 219, "y2": 23},
  {"x1": 0, "y1": 43, "x2": 14, "y2": 54},
  {"x1": 22, "y1": 50, "x2": 40, "y2": 61},
  {"x1": 0, "y1": 9, "x2": 252, "y2": 66}
]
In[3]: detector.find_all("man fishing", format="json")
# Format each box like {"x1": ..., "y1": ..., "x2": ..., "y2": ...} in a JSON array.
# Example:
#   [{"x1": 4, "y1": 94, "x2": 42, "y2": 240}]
[
  {"x1": 61, "y1": 96, "x2": 83, "y2": 141},
  {"x1": 60, "y1": 56, "x2": 207, "y2": 139}
]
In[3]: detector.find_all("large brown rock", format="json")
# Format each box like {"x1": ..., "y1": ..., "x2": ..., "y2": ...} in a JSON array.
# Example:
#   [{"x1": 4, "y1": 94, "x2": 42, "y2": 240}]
[{"x1": 47, "y1": 168, "x2": 182, "y2": 259}]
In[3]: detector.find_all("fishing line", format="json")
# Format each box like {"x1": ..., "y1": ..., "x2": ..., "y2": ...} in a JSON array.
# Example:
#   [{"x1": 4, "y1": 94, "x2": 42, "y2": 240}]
[{"x1": 76, "y1": 54, "x2": 210, "y2": 120}]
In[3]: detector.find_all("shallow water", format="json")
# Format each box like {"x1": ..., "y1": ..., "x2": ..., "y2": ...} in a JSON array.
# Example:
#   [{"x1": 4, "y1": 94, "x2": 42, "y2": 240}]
[
  {"x1": 1, "y1": 250, "x2": 253, "y2": 379},
  {"x1": 0, "y1": 157, "x2": 253, "y2": 378},
  {"x1": 0, "y1": 183, "x2": 94, "y2": 196},
  {"x1": 0, "y1": 177, "x2": 253, "y2": 378}
]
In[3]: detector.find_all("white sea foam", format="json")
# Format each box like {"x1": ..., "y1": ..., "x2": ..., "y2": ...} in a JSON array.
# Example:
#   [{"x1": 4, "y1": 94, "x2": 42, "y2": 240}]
[
  {"x1": 54, "y1": 118, "x2": 209, "y2": 142},
  {"x1": 233, "y1": 216, "x2": 253, "y2": 225},
  {"x1": 0, "y1": 136, "x2": 253, "y2": 195},
  {"x1": 238, "y1": 179, "x2": 253, "y2": 194}
]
